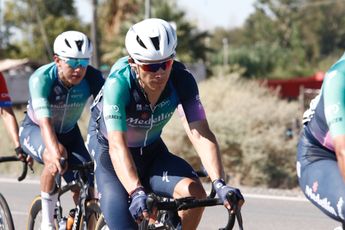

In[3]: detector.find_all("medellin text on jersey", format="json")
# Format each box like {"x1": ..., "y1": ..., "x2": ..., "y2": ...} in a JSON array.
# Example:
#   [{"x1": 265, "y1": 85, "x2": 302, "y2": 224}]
[{"x1": 93, "y1": 56, "x2": 206, "y2": 148}]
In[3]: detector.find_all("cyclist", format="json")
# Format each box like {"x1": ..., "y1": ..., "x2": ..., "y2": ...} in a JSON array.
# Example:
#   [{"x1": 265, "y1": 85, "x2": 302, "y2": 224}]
[
  {"x1": 0, "y1": 71, "x2": 32, "y2": 164},
  {"x1": 297, "y1": 53, "x2": 345, "y2": 227},
  {"x1": 19, "y1": 31, "x2": 104, "y2": 229},
  {"x1": 87, "y1": 18, "x2": 244, "y2": 230}
]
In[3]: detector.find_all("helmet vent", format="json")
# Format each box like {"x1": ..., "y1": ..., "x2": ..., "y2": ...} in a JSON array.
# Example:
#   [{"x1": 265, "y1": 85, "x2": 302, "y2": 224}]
[
  {"x1": 151, "y1": 37, "x2": 160, "y2": 51},
  {"x1": 136, "y1": 36, "x2": 147, "y2": 49},
  {"x1": 64, "y1": 39, "x2": 72, "y2": 48},
  {"x1": 166, "y1": 31, "x2": 170, "y2": 45},
  {"x1": 75, "y1": 40, "x2": 84, "y2": 51}
]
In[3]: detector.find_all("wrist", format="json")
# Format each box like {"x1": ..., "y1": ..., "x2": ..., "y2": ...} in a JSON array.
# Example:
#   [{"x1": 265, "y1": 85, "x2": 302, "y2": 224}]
[
  {"x1": 129, "y1": 186, "x2": 145, "y2": 197},
  {"x1": 212, "y1": 178, "x2": 226, "y2": 191},
  {"x1": 14, "y1": 146, "x2": 23, "y2": 156}
]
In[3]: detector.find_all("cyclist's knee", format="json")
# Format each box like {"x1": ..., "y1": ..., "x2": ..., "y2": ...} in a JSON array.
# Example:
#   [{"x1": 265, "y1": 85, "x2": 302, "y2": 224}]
[{"x1": 173, "y1": 178, "x2": 206, "y2": 199}]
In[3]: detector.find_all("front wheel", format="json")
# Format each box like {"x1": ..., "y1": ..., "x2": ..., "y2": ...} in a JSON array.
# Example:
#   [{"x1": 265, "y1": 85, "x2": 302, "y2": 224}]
[
  {"x1": 0, "y1": 193, "x2": 14, "y2": 230},
  {"x1": 27, "y1": 196, "x2": 44, "y2": 230},
  {"x1": 94, "y1": 214, "x2": 108, "y2": 230},
  {"x1": 79, "y1": 199, "x2": 102, "y2": 230}
]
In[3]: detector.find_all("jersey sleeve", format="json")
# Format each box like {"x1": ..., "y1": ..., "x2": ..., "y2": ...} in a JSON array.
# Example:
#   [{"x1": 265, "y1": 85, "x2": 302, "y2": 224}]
[
  {"x1": 102, "y1": 72, "x2": 130, "y2": 132},
  {"x1": 172, "y1": 62, "x2": 206, "y2": 123},
  {"x1": 0, "y1": 72, "x2": 12, "y2": 107},
  {"x1": 324, "y1": 65, "x2": 345, "y2": 137},
  {"x1": 29, "y1": 65, "x2": 55, "y2": 119}
]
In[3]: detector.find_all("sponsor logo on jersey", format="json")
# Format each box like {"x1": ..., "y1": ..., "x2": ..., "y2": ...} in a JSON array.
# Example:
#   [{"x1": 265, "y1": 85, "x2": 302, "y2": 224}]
[
  {"x1": 305, "y1": 184, "x2": 336, "y2": 216},
  {"x1": 127, "y1": 111, "x2": 174, "y2": 127},
  {"x1": 136, "y1": 104, "x2": 142, "y2": 111},
  {"x1": 54, "y1": 86, "x2": 63, "y2": 95},
  {"x1": 156, "y1": 100, "x2": 170, "y2": 108},
  {"x1": 162, "y1": 171, "x2": 170, "y2": 182},
  {"x1": 70, "y1": 94, "x2": 84, "y2": 99},
  {"x1": 0, "y1": 93, "x2": 9, "y2": 98},
  {"x1": 50, "y1": 102, "x2": 84, "y2": 109},
  {"x1": 104, "y1": 104, "x2": 120, "y2": 112},
  {"x1": 104, "y1": 114, "x2": 122, "y2": 120}
]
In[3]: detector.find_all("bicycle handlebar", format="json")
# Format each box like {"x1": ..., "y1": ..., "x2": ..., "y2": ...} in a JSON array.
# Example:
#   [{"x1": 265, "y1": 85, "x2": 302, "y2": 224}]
[
  {"x1": 0, "y1": 155, "x2": 28, "y2": 181},
  {"x1": 146, "y1": 191, "x2": 241, "y2": 230}
]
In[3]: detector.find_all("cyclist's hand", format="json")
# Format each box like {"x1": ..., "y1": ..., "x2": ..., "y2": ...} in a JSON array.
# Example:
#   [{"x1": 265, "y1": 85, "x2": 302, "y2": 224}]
[
  {"x1": 129, "y1": 186, "x2": 149, "y2": 223},
  {"x1": 46, "y1": 145, "x2": 68, "y2": 176},
  {"x1": 213, "y1": 179, "x2": 244, "y2": 211},
  {"x1": 15, "y1": 146, "x2": 34, "y2": 170}
]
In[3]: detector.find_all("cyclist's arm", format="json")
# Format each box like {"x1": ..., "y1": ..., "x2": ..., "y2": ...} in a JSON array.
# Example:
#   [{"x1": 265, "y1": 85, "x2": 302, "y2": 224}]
[
  {"x1": 324, "y1": 66, "x2": 345, "y2": 181},
  {"x1": 29, "y1": 68, "x2": 66, "y2": 172},
  {"x1": 1, "y1": 107, "x2": 20, "y2": 148},
  {"x1": 38, "y1": 117, "x2": 66, "y2": 173},
  {"x1": 107, "y1": 130, "x2": 142, "y2": 193},
  {"x1": 102, "y1": 72, "x2": 140, "y2": 193},
  {"x1": 181, "y1": 116, "x2": 225, "y2": 181}
]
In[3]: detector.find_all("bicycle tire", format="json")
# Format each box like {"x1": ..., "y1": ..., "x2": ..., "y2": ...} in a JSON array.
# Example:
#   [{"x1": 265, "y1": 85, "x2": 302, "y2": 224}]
[
  {"x1": 79, "y1": 199, "x2": 102, "y2": 230},
  {"x1": 94, "y1": 214, "x2": 108, "y2": 230},
  {"x1": 0, "y1": 193, "x2": 15, "y2": 230},
  {"x1": 27, "y1": 196, "x2": 43, "y2": 230}
]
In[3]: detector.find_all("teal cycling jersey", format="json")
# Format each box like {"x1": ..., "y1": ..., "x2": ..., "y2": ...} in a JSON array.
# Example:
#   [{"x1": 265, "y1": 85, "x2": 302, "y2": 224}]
[
  {"x1": 304, "y1": 53, "x2": 345, "y2": 151},
  {"x1": 27, "y1": 62, "x2": 104, "y2": 133},
  {"x1": 91, "y1": 56, "x2": 206, "y2": 147}
]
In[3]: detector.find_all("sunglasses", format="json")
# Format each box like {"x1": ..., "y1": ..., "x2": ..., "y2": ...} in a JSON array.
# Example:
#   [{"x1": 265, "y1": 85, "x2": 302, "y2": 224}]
[
  {"x1": 137, "y1": 59, "x2": 174, "y2": 72},
  {"x1": 59, "y1": 56, "x2": 89, "y2": 69}
]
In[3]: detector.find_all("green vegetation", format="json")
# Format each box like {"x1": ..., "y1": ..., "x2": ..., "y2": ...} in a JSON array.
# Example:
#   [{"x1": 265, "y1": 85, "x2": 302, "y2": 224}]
[{"x1": 162, "y1": 74, "x2": 300, "y2": 188}]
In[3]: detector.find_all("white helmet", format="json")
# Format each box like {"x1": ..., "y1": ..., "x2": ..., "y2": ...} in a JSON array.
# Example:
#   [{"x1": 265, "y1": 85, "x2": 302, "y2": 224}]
[
  {"x1": 53, "y1": 31, "x2": 93, "y2": 58},
  {"x1": 125, "y1": 18, "x2": 177, "y2": 62}
]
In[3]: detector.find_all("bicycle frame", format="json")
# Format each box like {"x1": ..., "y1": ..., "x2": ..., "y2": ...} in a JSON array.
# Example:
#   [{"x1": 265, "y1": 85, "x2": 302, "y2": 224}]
[{"x1": 54, "y1": 161, "x2": 96, "y2": 229}]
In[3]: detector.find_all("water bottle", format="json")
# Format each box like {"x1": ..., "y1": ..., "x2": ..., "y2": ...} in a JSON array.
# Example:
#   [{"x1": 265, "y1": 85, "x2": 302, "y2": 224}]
[
  {"x1": 66, "y1": 208, "x2": 76, "y2": 230},
  {"x1": 58, "y1": 217, "x2": 67, "y2": 230}
]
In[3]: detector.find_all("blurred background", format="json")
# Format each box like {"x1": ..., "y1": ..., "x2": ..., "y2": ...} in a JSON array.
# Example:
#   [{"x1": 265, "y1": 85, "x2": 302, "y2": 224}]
[{"x1": 1, "y1": 0, "x2": 342, "y2": 189}]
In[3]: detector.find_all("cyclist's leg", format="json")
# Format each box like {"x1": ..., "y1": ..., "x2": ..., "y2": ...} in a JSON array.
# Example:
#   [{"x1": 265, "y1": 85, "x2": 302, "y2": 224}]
[
  {"x1": 147, "y1": 140, "x2": 206, "y2": 230},
  {"x1": 92, "y1": 136, "x2": 138, "y2": 229},
  {"x1": 62, "y1": 125, "x2": 95, "y2": 202},
  {"x1": 19, "y1": 115, "x2": 58, "y2": 229},
  {"x1": 297, "y1": 130, "x2": 345, "y2": 223}
]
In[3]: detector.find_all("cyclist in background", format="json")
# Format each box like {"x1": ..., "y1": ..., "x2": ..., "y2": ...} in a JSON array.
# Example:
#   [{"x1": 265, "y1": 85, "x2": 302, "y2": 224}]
[
  {"x1": 87, "y1": 18, "x2": 244, "y2": 230},
  {"x1": 297, "y1": 53, "x2": 345, "y2": 228},
  {"x1": 19, "y1": 31, "x2": 104, "y2": 229},
  {"x1": 0, "y1": 71, "x2": 32, "y2": 164}
]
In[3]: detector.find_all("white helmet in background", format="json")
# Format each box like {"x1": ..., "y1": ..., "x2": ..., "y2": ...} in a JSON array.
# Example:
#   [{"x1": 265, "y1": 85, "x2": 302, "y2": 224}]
[
  {"x1": 54, "y1": 31, "x2": 93, "y2": 59},
  {"x1": 125, "y1": 18, "x2": 177, "y2": 62}
]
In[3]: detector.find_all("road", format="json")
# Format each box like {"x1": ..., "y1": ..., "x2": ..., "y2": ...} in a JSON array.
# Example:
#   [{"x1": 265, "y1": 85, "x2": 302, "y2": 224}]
[{"x1": 0, "y1": 178, "x2": 340, "y2": 230}]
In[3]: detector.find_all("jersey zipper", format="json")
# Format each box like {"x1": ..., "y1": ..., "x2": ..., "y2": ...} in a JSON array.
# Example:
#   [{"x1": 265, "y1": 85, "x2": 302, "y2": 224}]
[{"x1": 142, "y1": 105, "x2": 156, "y2": 149}]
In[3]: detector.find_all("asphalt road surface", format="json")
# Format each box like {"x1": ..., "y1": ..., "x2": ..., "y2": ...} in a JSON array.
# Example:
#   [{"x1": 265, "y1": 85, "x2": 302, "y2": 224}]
[{"x1": 0, "y1": 178, "x2": 340, "y2": 230}]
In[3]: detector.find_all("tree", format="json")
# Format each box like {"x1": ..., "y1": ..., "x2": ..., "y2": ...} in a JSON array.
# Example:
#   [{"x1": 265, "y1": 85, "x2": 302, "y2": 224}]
[
  {"x1": 2, "y1": 0, "x2": 87, "y2": 62},
  {"x1": 97, "y1": 0, "x2": 211, "y2": 67}
]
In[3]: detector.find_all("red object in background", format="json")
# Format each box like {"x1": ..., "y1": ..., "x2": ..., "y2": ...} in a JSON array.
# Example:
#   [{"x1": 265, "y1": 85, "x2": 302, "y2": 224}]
[{"x1": 261, "y1": 71, "x2": 324, "y2": 99}]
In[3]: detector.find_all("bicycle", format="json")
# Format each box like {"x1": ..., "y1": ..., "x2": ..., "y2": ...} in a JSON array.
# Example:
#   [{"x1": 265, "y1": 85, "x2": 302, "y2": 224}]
[
  {"x1": 94, "y1": 170, "x2": 244, "y2": 230},
  {"x1": 27, "y1": 160, "x2": 102, "y2": 230},
  {"x1": 0, "y1": 154, "x2": 29, "y2": 230}
]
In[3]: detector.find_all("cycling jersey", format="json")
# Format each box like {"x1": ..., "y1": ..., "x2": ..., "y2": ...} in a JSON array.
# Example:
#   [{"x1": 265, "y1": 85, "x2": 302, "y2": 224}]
[
  {"x1": 297, "y1": 53, "x2": 345, "y2": 223},
  {"x1": 91, "y1": 56, "x2": 206, "y2": 147},
  {"x1": 0, "y1": 72, "x2": 12, "y2": 107},
  {"x1": 27, "y1": 62, "x2": 104, "y2": 133},
  {"x1": 303, "y1": 53, "x2": 345, "y2": 151}
]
